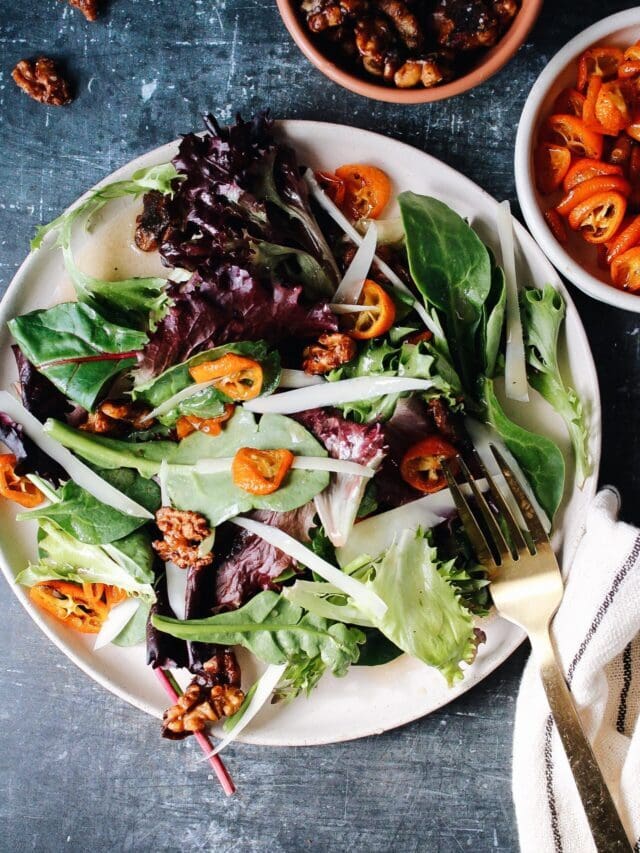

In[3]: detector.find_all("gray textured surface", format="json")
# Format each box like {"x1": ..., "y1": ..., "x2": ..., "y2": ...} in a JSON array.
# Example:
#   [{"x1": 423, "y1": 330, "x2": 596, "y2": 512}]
[{"x1": 1, "y1": 1, "x2": 639, "y2": 851}]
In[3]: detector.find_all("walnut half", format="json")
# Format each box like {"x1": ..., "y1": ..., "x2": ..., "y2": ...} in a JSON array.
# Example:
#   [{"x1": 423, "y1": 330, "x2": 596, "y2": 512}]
[
  {"x1": 152, "y1": 507, "x2": 214, "y2": 571},
  {"x1": 163, "y1": 683, "x2": 245, "y2": 739},
  {"x1": 302, "y1": 333, "x2": 356, "y2": 375},
  {"x1": 12, "y1": 58, "x2": 72, "y2": 106}
]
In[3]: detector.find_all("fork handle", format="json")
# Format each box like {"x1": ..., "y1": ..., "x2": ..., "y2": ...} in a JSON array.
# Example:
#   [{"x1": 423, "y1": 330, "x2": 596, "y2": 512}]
[{"x1": 531, "y1": 629, "x2": 633, "y2": 852}]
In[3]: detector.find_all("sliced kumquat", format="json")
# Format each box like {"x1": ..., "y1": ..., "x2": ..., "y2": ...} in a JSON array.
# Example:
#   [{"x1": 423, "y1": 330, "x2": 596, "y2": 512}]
[
  {"x1": 556, "y1": 175, "x2": 631, "y2": 217},
  {"x1": 623, "y1": 42, "x2": 640, "y2": 63},
  {"x1": 189, "y1": 354, "x2": 263, "y2": 401},
  {"x1": 29, "y1": 580, "x2": 109, "y2": 633},
  {"x1": 552, "y1": 87, "x2": 586, "y2": 116},
  {"x1": 231, "y1": 447, "x2": 294, "y2": 495},
  {"x1": 344, "y1": 279, "x2": 396, "y2": 340},
  {"x1": 534, "y1": 143, "x2": 571, "y2": 194},
  {"x1": 314, "y1": 171, "x2": 346, "y2": 207},
  {"x1": 618, "y1": 61, "x2": 640, "y2": 80},
  {"x1": 400, "y1": 436, "x2": 459, "y2": 494},
  {"x1": 176, "y1": 404, "x2": 235, "y2": 440},
  {"x1": 0, "y1": 454, "x2": 44, "y2": 508},
  {"x1": 583, "y1": 74, "x2": 606, "y2": 132},
  {"x1": 577, "y1": 47, "x2": 623, "y2": 91},
  {"x1": 610, "y1": 246, "x2": 640, "y2": 290},
  {"x1": 544, "y1": 208, "x2": 568, "y2": 244},
  {"x1": 562, "y1": 158, "x2": 623, "y2": 192},
  {"x1": 334, "y1": 164, "x2": 391, "y2": 220},
  {"x1": 606, "y1": 215, "x2": 640, "y2": 262},
  {"x1": 568, "y1": 190, "x2": 627, "y2": 243},
  {"x1": 544, "y1": 114, "x2": 604, "y2": 159},
  {"x1": 595, "y1": 81, "x2": 631, "y2": 135}
]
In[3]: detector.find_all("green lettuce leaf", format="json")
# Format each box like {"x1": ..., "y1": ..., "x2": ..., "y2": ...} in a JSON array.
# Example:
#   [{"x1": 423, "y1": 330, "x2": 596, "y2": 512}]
[
  {"x1": 112, "y1": 600, "x2": 151, "y2": 647},
  {"x1": 17, "y1": 519, "x2": 155, "y2": 600},
  {"x1": 31, "y1": 163, "x2": 180, "y2": 250},
  {"x1": 9, "y1": 302, "x2": 147, "y2": 410},
  {"x1": 285, "y1": 528, "x2": 479, "y2": 685},
  {"x1": 521, "y1": 286, "x2": 591, "y2": 486},
  {"x1": 481, "y1": 376, "x2": 565, "y2": 519}
]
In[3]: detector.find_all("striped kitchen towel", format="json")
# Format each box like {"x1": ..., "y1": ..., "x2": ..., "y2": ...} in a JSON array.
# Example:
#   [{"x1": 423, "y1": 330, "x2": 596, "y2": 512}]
[{"x1": 513, "y1": 488, "x2": 640, "y2": 853}]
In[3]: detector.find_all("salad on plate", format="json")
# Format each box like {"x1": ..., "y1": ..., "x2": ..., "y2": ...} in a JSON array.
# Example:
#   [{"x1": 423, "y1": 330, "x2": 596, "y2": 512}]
[{"x1": 0, "y1": 112, "x2": 590, "y2": 771}]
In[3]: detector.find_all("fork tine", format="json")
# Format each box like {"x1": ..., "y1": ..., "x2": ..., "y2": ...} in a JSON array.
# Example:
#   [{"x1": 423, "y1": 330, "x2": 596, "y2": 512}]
[
  {"x1": 489, "y1": 444, "x2": 550, "y2": 547},
  {"x1": 456, "y1": 456, "x2": 510, "y2": 563},
  {"x1": 470, "y1": 449, "x2": 529, "y2": 554},
  {"x1": 441, "y1": 460, "x2": 497, "y2": 570}
]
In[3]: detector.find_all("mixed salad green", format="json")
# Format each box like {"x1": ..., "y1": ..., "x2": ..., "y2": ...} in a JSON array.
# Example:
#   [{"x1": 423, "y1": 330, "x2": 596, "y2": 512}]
[{"x1": 2, "y1": 113, "x2": 590, "y2": 760}]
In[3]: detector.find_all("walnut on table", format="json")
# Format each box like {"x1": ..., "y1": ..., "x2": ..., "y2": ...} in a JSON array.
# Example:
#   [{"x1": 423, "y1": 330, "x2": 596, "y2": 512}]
[
  {"x1": 152, "y1": 507, "x2": 214, "y2": 571},
  {"x1": 303, "y1": 332, "x2": 357, "y2": 375},
  {"x1": 68, "y1": 0, "x2": 99, "y2": 21},
  {"x1": 11, "y1": 58, "x2": 72, "y2": 106}
]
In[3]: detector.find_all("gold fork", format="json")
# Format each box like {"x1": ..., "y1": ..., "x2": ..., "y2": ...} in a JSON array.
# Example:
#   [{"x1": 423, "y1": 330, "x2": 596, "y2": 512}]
[{"x1": 442, "y1": 447, "x2": 632, "y2": 853}]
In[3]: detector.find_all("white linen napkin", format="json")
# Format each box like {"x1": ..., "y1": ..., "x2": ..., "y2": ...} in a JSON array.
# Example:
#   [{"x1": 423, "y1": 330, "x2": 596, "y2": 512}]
[{"x1": 512, "y1": 488, "x2": 640, "y2": 853}]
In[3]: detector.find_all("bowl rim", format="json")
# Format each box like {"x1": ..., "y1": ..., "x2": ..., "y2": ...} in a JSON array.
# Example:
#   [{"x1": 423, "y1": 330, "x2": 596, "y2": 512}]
[
  {"x1": 275, "y1": 0, "x2": 543, "y2": 105},
  {"x1": 515, "y1": 8, "x2": 640, "y2": 313}
]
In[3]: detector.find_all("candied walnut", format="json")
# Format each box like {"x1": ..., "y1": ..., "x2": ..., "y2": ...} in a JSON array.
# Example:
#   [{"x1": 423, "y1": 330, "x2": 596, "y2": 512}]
[
  {"x1": 432, "y1": 0, "x2": 501, "y2": 52},
  {"x1": 135, "y1": 191, "x2": 174, "y2": 252},
  {"x1": 153, "y1": 507, "x2": 214, "y2": 571},
  {"x1": 355, "y1": 16, "x2": 396, "y2": 76},
  {"x1": 303, "y1": 332, "x2": 357, "y2": 375},
  {"x1": 68, "y1": 0, "x2": 99, "y2": 21},
  {"x1": 162, "y1": 682, "x2": 245, "y2": 739},
  {"x1": 11, "y1": 58, "x2": 72, "y2": 106},
  {"x1": 492, "y1": 0, "x2": 518, "y2": 25},
  {"x1": 80, "y1": 401, "x2": 154, "y2": 436},
  {"x1": 376, "y1": 0, "x2": 423, "y2": 51},
  {"x1": 427, "y1": 397, "x2": 466, "y2": 445},
  {"x1": 201, "y1": 647, "x2": 242, "y2": 688}
]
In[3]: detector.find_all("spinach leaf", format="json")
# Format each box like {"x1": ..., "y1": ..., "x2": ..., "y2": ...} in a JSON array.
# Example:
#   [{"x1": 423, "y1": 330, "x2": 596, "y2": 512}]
[
  {"x1": 398, "y1": 192, "x2": 492, "y2": 391},
  {"x1": 482, "y1": 264, "x2": 507, "y2": 378},
  {"x1": 9, "y1": 302, "x2": 147, "y2": 410},
  {"x1": 152, "y1": 589, "x2": 364, "y2": 675},
  {"x1": 88, "y1": 465, "x2": 161, "y2": 513},
  {"x1": 355, "y1": 628, "x2": 403, "y2": 666},
  {"x1": 521, "y1": 286, "x2": 591, "y2": 487},
  {"x1": 482, "y1": 376, "x2": 565, "y2": 519},
  {"x1": 17, "y1": 481, "x2": 148, "y2": 544}
]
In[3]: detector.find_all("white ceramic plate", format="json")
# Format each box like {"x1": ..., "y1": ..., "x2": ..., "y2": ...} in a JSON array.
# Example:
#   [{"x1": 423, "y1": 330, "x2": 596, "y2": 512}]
[
  {"x1": 515, "y1": 9, "x2": 640, "y2": 313},
  {"x1": 0, "y1": 121, "x2": 601, "y2": 745}
]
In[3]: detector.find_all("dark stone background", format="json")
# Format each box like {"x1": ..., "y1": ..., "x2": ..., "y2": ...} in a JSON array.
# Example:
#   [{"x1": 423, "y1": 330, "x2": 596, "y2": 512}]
[{"x1": 0, "y1": 1, "x2": 637, "y2": 850}]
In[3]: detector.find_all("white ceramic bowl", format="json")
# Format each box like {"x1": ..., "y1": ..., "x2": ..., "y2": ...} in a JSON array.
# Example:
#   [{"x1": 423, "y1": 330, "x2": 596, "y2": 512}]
[{"x1": 515, "y1": 9, "x2": 640, "y2": 313}]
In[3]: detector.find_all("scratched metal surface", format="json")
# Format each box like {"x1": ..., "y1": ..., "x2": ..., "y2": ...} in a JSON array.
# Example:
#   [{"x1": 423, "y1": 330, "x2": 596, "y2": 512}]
[{"x1": 0, "y1": 1, "x2": 638, "y2": 851}]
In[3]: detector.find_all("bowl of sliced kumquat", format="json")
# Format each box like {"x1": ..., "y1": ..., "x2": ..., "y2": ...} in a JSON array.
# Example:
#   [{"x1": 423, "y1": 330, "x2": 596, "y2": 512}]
[{"x1": 515, "y1": 9, "x2": 640, "y2": 312}]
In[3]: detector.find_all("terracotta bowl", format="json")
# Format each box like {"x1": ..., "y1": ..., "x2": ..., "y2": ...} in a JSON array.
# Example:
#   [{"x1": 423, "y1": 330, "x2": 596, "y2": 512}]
[{"x1": 275, "y1": 0, "x2": 543, "y2": 104}]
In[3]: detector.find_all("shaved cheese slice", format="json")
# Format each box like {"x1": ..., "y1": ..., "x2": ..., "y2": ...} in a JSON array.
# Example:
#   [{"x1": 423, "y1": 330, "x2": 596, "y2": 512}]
[
  {"x1": 142, "y1": 378, "x2": 219, "y2": 422},
  {"x1": 188, "y1": 456, "x2": 374, "y2": 478},
  {"x1": 332, "y1": 221, "x2": 377, "y2": 304},
  {"x1": 94, "y1": 597, "x2": 140, "y2": 650},
  {"x1": 243, "y1": 376, "x2": 434, "y2": 415},
  {"x1": 329, "y1": 304, "x2": 381, "y2": 314},
  {"x1": 278, "y1": 369, "x2": 323, "y2": 389},
  {"x1": 158, "y1": 460, "x2": 187, "y2": 619},
  {"x1": 0, "y1": 392, "x2": 152, "y2": 519},
  {"x1": 200, "y1": 664, "x2": 287, "y2": 759},
  {"x1": 497, "y1": 200, "x2": 529, "y2": 403},
  {"x1": 229, "y1": 516, "x2": 387, "y2": 619}
]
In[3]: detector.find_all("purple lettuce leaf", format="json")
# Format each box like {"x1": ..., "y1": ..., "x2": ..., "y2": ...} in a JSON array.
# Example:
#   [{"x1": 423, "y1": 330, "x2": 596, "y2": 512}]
[
  {"x1": 294, "y1": 408, "x2": 387, "y2": 546},
  {"x1": 0, "y1": 411, "x2": 65, "y2": 486},
  {"x1": 160, "y1": 112, "x2": 338, "y2": 298},
  {"x1": 135, "y1": 269, "x2": 337, "y2": 383},
  {"x1": 214, "y1": 503, "x2": 317, "y2": 611},
  {"x1": 184, "y1": 562, "x2": 216, "y2": 672},
  {"x1": 146, "y1": 563, "x2": 189, "y2": 670},
  {"x1": 12, "y1": 346, "x2": 72, "y2": 424}
]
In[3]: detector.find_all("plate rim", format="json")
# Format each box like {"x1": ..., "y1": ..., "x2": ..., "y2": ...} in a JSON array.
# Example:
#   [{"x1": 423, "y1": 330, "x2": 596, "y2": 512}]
[{"x1": 0, "y1": 119, "x2": 601, "y2": 745}]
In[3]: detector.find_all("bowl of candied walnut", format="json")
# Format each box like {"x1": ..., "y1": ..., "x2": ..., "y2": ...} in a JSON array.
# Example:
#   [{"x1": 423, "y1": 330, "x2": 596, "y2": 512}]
[{"x1": 276, "y1": 0, "x2": 542, "y2": 103}]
